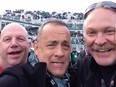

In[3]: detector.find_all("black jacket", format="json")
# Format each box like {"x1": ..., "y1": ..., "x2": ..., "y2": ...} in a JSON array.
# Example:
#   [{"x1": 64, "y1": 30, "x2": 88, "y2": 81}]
[
  {"x1": 77, "y1": 56, "x2": 116, "y2": 87},
  {"x1": 0, "y1": 62, "x2": 81, "y2": 87},
  {"x1": 45, "y1": 67, "x2": 81, "y2": 87},
  {"x1": 0, "y1": 63, "x2": 47, "y2": 87}
]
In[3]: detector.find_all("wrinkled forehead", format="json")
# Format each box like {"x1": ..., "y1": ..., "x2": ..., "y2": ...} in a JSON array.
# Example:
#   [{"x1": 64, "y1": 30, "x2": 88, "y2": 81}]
[{"x1": 42, "y1": 24, "x2": 70, "y2": 35}]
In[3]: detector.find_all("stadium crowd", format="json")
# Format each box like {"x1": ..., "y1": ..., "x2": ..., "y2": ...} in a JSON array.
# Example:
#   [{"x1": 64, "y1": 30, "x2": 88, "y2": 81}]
[
  {"x1": 2, "y1": 9, "x2": 84, "y2": 24},
  {"x1": 0, "y1": 9, "x2": 85, "y2": 48}
]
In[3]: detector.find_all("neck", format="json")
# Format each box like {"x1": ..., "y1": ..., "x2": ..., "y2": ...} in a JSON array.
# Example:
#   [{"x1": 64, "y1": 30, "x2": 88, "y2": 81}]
[{"x1": 0, "y1": 58, "x2": 11, "y2": 70}]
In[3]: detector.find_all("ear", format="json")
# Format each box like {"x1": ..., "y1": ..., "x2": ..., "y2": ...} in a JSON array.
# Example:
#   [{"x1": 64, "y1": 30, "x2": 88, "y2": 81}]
[{"x1": 33, "y1": 41, "x2": 39, "y2": 55}]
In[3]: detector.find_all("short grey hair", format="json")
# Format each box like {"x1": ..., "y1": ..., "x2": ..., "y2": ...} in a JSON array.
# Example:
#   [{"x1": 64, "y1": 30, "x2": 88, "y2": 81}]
[{"x1": 37, "y1": 20, "x2": 69, "y2": 42}]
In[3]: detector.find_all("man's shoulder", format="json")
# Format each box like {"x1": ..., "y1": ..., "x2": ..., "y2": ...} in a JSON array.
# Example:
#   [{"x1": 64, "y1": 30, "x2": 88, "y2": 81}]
[
  {"x1": 1, "y1": 62, "x2": 47, "y2": 77},
  {"x1": 0, "y1": 74, "x2": 20, "y2": 87},
  {"x1": 0, "y1": 62, "x2": 47, "y2": 87},
  {"x1": 0, "y1": 65, "x2": 30, "y2": 87}
]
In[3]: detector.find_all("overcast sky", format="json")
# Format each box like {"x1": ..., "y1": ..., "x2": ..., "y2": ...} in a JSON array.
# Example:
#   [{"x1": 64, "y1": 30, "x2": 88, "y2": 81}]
[{"x1": 0, "y1": 0, "x2": 115, "y2": 14}]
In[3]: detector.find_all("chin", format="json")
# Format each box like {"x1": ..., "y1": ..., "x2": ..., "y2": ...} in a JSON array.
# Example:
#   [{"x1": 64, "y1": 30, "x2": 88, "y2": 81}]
[
  {"x1": 52, "y1": 71, "x2": 65, "y2": 77},
  {"x1": 96, "y1": 60, "x2": 115, "y2": 66}
]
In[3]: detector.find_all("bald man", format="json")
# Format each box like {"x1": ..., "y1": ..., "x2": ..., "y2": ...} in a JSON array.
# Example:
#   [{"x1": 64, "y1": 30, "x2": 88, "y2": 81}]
[{"x1": 0, "y1": 23, "x2": 30, "y2": 72}]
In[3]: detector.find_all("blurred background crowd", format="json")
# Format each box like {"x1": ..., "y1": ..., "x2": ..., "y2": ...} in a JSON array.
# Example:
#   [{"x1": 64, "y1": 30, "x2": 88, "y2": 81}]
[{"x1": 0, "y1": 9, "x2": 85, "y2": 52}]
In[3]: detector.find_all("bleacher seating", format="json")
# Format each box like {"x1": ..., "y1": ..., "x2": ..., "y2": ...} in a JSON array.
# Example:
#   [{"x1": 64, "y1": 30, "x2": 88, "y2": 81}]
[
  {"x1": 0, "y1": 9, "x2": 86, "y2": 52},
  {"x1": 2, "y1": 9, "x2": 84, "y2": 24}
]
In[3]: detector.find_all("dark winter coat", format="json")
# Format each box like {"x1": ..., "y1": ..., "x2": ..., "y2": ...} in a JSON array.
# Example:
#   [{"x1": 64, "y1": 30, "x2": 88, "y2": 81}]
[
  {"x1": 0, "y1": 62, "x2": 47, "y2": 87},
  {"x1": 0, "y1": 62, "x2": 81, "y2": 87},
  {"x1": 77, "y1": 56, "x2": 116, "y2": 87}
]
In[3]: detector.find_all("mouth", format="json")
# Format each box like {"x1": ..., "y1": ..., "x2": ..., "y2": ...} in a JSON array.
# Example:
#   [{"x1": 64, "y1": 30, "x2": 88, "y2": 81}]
[
  {"x1": 95, "y1": 49, "x2": 112, "y2": 52},
  {"x1": 51, "y1": 62, "x2": 64, "y2": 64},
  {"x1": 8, "y1": 51, "x2": 22, "y2": 55},
  {"x1": 51, "y1": 62, "x2": 64, "y2": 67},
  {"x1": 92, "y1": 48, "x2": 115, "y2": 59},
  {"x1": 92, "y1": 44, "x2": 115, "y2": 53}
]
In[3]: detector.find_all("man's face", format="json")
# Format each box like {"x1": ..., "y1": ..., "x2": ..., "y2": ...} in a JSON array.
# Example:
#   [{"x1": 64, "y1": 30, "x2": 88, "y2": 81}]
[
  {"x1": 84, "y1": 8, "x2": 116, "y2": 66},
  {"x1": 34, "y1": 24, "x2": 71, "y2": 77},
  {"x1": 0, "y1": 26, "x2": 30, "y2": 67}
]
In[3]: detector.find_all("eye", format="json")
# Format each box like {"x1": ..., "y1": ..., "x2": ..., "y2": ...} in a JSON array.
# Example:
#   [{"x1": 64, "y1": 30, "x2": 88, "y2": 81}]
[
  {"x1": 17, "y1": 37, "x2": 26, "y2": 42},
  {"x1": 47, "y1": 43, "x2": 56, "y2": 49},
  {"x1": 62, "y1": 43, "x2": 70, "y2": 50},
  {"x1": 105, "y1": 29, "x2": 115, "y2": 35},
  {"x1": 47, "y1": 44, "x2": 55, "y2": 46},
  {"x1": 86, "y1": 31, "x2": 96, "y2": 37},
  {"x1": 3, "y1": 38, "x2": 11, "y2": 42}
]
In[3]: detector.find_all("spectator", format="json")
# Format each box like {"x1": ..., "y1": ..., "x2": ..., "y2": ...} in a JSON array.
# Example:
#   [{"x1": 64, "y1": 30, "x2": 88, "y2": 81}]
[
  {"x1": 79, "y1": 47, "x2": 84, "y2": 53},
  {"x1": 0, "y1": 20, "x2": 81, "y2": 87},
  {"x1": 70, "y1": 47, "x2": 79, "y2": 67},
  {"x1": 77, "y1": 1, "x2": 116, "y2": 87},
  {"x1": 28, "y1": 48, "x2": 38, "y2": 67},
  {"x1": 0, "y1": 23, "x2": 30, "y2": 73},
  {"x1": 77, "y1": 48, "x2": 90, "y2": 60}
]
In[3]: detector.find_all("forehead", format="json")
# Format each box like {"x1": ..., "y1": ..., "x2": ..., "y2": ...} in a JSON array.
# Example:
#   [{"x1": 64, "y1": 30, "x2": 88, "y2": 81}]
[
  {"x1": 40, "y1": 24, "x2": 70, "y2": 41},
  {"x1": 84, "y1": 8, "x2": 116, "y2": 28},
  {"x1": 1, "y1": 25, "x2": 28, "y2": 37},
  {"x1": 86, "y1": 8, "x2": 116, "y2": 20},
  {"x1": 42, "y1": 24, "x2": 69, "y2": 35}
]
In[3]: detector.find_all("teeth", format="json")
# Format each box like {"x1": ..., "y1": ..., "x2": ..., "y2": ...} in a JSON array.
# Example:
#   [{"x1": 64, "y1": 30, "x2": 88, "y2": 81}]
[
  {"x1": 96, "y1": 50, "x2": 109, "y2": 52},
  {"x1": 9, "y1": 51, "x2": 21, "y2": 54},
  {"x1": 52, "y1": 62, "x2": 63, "y2": 64},
  {"x1": 98, "y1": 50, "x2": 106, "y2": 52}
]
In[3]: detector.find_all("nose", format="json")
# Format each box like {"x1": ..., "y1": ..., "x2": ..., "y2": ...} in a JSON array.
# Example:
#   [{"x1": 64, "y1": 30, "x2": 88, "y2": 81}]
[
  {"x1": 10, "y1": 39, "x2": 18, "y2": 48},
  {"x1": 54, "y1": 45, "x2": 64, "y2": 57},
  {"x1": 95, "y1": 33, "x2": 107, "y2": 45}
]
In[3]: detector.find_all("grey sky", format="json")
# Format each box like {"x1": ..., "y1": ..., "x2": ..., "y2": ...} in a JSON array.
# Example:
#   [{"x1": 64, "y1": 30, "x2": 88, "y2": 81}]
[{"x1": 0, "y1": 0, "x2": 115, "y2": 14}]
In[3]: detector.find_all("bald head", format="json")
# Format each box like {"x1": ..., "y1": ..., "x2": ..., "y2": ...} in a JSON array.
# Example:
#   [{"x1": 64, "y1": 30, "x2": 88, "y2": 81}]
[
  {"x1": 1, "y1": 23, "x2": 28, "y2": 40},
  {"x1": 0, "y1": 23, "x2": 30, "y2": 69}
]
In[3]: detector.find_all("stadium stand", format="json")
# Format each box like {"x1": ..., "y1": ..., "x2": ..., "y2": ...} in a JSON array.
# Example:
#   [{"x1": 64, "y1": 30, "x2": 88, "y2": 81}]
[{"x1": 0, "y1": 9, "x2": 85, "y2": 52}]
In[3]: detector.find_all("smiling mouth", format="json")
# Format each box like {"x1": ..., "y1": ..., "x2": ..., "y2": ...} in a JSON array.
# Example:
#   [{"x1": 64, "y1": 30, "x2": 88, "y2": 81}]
[
  {"x1": 8, "y1": 51, "x2": 21, "y2": 55},
  {"x1": 95, "y1": 49, "x2": 112, "y2": 52}
]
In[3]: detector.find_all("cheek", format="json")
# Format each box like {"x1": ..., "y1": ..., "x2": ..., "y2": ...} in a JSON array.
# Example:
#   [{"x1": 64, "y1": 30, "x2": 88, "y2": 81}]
[
  {"x1": 109, "y1": 36, "x2": 116, "y2": 44},
  {"x1": 1, "y1": 46, "x2": 7, "y2": 53},
  {"x1": 65, "y1": 52, "x2": 70, "y2": 60},
  {"x1": 23, "y1": 42, "x2": 30, "y2": 47},
  {"x1": 37, "y1": 50, "x2": 51, "y2": 62},
  {"x1": 85, "y1": 37, "x2": 94, "y2": 47}
]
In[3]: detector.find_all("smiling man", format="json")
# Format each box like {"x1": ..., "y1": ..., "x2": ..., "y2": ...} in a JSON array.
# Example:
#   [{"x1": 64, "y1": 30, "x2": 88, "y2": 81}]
[
  {"x1": 0, "y1": 22, "x2": 30, "y2": 71},
  {"x1": 77, "y1": 1, "x2": 116, "y2": 87}
]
